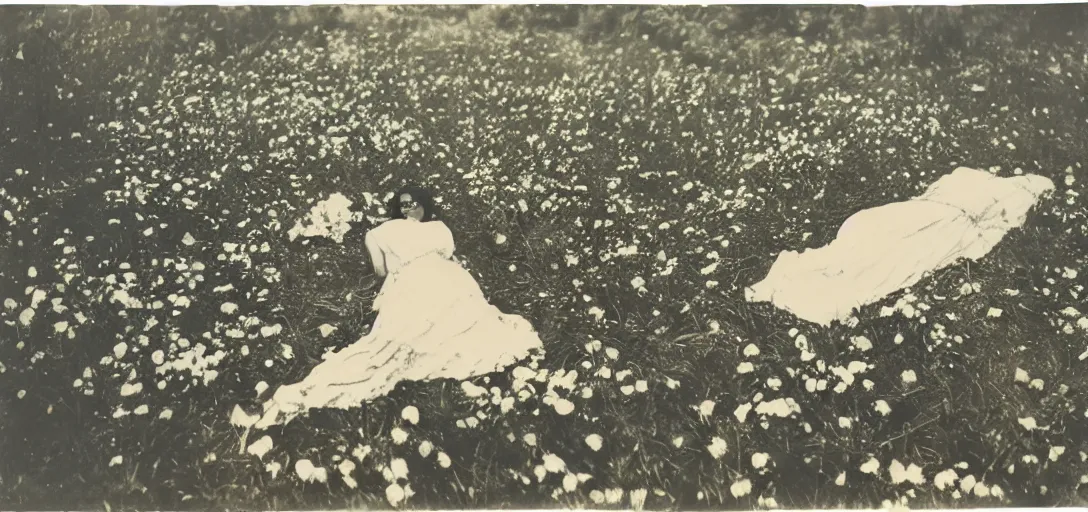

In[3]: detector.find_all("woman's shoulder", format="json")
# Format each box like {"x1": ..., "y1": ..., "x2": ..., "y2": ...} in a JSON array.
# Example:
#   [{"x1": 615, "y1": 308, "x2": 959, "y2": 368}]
[
  {"x1": 366, "y1": 218, "x2": 402, "y2": 240},
  {"x1": 371, "y1": 218, "x2": 448, "y2": 234},
  {"x1": 426, "y1": 219, "x2": 453, "y2": 235},
  {"x1": 380, "y1": 218, "x2": 416, "y2": 229}
]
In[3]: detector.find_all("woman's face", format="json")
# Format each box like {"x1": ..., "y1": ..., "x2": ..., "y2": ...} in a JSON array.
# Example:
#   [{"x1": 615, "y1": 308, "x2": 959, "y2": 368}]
[{"x1": 399, "y1": 193, "x2": 425, "y2": 221}]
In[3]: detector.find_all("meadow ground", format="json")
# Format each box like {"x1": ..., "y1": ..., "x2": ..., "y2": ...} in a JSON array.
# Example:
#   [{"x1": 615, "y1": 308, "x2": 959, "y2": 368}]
[{"x1": 1, "y1": 5, "x2": 1087, "y2": 510}]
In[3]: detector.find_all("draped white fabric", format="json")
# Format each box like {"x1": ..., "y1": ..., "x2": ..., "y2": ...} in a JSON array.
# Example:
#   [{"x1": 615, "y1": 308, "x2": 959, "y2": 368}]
[
  {"x1": 255, "y1": 219, "x2": 543, "y2": 429},
  {"x1": 746, "y1": 167, "x2": 1054, "y2": 326}
]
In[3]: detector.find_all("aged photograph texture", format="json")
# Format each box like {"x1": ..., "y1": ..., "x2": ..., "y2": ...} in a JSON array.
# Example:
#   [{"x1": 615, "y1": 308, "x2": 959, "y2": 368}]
[{"x1": 1, "y1": 4, "x2": 1088, "y2": 511}]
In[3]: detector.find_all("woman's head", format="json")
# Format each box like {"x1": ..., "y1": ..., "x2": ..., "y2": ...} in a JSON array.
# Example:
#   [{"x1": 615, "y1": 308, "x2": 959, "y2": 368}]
[{"x1": 388, "y1": 185, "x2": 438, "y2": 222}]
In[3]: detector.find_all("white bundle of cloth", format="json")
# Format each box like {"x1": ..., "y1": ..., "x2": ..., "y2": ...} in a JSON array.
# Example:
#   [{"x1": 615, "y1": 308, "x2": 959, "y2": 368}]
[{"x1": 745, "y1": 167, "x2": 1054, "y2": 326}]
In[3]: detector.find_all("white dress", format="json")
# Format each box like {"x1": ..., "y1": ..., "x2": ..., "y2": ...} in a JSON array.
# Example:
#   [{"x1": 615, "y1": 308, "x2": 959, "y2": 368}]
[{"x1": 255, "y1": 218, "x2": 543, "y2": 428}]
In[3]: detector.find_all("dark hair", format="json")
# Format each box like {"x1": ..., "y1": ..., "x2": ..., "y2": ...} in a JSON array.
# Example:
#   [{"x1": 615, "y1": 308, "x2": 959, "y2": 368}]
[{"x1": 387, "y1": 184, "x2": 440, "y2": 222}]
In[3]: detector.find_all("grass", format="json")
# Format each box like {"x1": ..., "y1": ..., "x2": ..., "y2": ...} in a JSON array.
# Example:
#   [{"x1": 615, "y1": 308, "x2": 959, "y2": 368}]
[{"x1": 1, "y1": 4, "x2": 1088, "y2": 510}]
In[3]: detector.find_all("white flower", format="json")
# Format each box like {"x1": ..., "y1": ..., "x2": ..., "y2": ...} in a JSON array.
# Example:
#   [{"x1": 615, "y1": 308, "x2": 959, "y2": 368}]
[
  {"x1": 734, "y1": 402, "x2": 753, "y2": 423},
  {"x1": 247, "y1": 436, "x2": 274, "y2": 459},
  {"x1": 19, "y1": 308, "x2": 34, "y2": 326},
  {"x1": 751, "y1": 452, "x2": 770, "y2": 469},
  {"x1": 874, "y1": 400, "x2": 892, "y2": 416},
  {"x1": 385, "y1": 483, "x2": 406, "y2": 507},
  {"x1": 109, "y1": 455, "x2": 123, "y2": 467},
  {"x1": 342, "y1": 474, "x2": 359, "y2": 489},
  {"x1": 850, "y1": 335, "x2": 872, "y2": 351},
  {"x1": 737, "y1": 362, "x2": 755, "y2": 374},
  {"x1": 631, "y1": 276, "x2": 646, "y2": 289},
  {"x1": 418, "y1": 440, "x2": 434, "y2": 458},
  {"x1": 959, "y1": 474, "x2": 977, "y2": 493},
  {"x1": 436, "y1": 451, "x2": 451, "y2": 468},
  {"x1": 585, "y1": 434, "x2": 603, "y2": 452},
  {"x1": 860, "y1": 457, "x2": 881, "y2": 474},
  {"x1": 730, "y1": 479, "x2": 752, "y2": 497},
  {"x1": 390, "y1": 458, "x2": 409, "y2": 479},
  {"x1": 113, "y1": 342, "x2": 128, "y2": 359},
  {"x1": 629, "y1": 488, "x2": 648, "y2": 511},
  {"x1": 697, "y1": 399, "x2": 716, "y2": 418},
  {"x1": 1018, "y1": 417, "x2": 1039, "y2": 430},
  {"x1": 294, "y1": 459, "x2": 327, "y2": 483},
  {"x1": 743, "y1": 343, "x2": 760, "y2": 357},
  {"x1": 461, "y1": 381, "x2": 487, "y2": 397},
  {"x1": 973, "y1": 481, "x2": 991, "y2": 497},
  {"x1": 888, "y1": 459, "x2": 926, "y2": 485},
  {"x1": 542, "y1": 453, "x2": 566, "y2": 473},
  {"x1": 562, "y1": 473, "x2": 578, "y2": 492},
  {"x1": 523, "y1": 433, "x2": 537, "y2": 446},
  {"x1": 230, "y1": 404, "x2": 259, "y2": 428},
  {"x1": 901, "y1": 370, "x2": 917, "y2": 384},
  {"x1": 755, "y1": 397, "x2": 800, "y2": 418},
  {"x1": 352, "y1": 445, "x2": 372, "y2": 464},
  {"x1": 120, "y1": 382, "x2": 143, "y2": 397},
  {"x1": 391, "y1": 427, "x2": 409, "y2": 445},
  {"x1": 934, "y1": 468, "x2": 959, "y2": 490},
  {"x1": 260, "y1": 324, "x2": 282, "y2": 337},
  {"x1": 221, "y1": 302, "x2": 239, "y2": 314},
  {"x1": 707, "y1": 437, "x2": 728, "y2": 459},
  {"x1": 552, "y1": 398, "x2": 575, "y2": 415},
  {"x1": 318, "y1": 324, "x2": 337, "y2": 337}
]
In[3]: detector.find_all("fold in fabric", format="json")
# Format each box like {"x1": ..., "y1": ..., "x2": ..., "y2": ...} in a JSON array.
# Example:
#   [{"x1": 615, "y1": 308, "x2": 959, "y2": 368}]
[
  {"x1": 254, "y1": 219, "x2": 543, "y2": 429},
  {"x1": 745, "y1": 167, "x2": 1054, "y2": 326}
]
